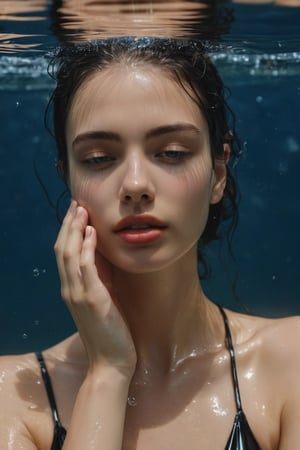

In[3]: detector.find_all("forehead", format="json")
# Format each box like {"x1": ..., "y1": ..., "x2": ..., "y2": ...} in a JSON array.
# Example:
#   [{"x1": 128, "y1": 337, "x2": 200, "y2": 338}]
[{"x1": 66, "y1": 63, "x2": 206, "y2": 141}]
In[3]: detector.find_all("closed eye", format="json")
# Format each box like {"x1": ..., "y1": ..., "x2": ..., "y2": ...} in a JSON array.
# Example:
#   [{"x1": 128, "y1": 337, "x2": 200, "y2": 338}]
[
  {"x1": 156, "y1": 150, "x2": 192, "y2": 163},
  {"x1": 82, "y1": 155, "x2": 115, "y2": 167}
]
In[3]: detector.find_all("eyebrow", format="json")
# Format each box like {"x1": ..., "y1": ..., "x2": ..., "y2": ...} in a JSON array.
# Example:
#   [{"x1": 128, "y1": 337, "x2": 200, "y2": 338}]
[{"x1": 72, "y1": 123, "x2": 202, "y2": 148}]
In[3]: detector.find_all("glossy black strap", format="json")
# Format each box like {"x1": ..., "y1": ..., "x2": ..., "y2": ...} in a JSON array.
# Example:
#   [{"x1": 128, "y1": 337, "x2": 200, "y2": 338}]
[
  {"x1": 35, "y1": 352, "x2": 62, "y2": 426},
  {"x1": 217, "y1": 305, "x2": 242, "y2": 413}
]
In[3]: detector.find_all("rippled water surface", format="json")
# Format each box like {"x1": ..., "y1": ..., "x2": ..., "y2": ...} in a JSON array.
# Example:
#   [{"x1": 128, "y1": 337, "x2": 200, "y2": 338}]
[{"x1": 1, "y1": 1, "x2": 300, "y2": 352}]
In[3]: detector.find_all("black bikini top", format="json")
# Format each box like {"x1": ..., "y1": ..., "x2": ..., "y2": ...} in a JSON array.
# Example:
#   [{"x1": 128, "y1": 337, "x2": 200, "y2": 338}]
[
  {"x1": 35, "y1": 352, "x2": 66, "y2": 450},
  {"x1": 36, "y1": 306, "x2": 261, "y2": 450}
]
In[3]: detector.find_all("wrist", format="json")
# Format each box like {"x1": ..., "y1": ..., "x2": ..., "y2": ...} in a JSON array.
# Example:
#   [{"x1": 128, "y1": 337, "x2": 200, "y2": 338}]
[{"x1": 85, "y1": 364, "x2": 133, "y2": 391}]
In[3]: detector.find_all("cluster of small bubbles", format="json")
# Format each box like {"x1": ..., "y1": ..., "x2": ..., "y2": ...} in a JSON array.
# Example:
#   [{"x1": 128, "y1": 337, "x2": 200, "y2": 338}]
[
  {"x1": 256, "y1": 96, "x2": 263, "y2": 104},
  {"x1": 33, "y1": 268, "x2": 46, "y2": 277},
  {"x1": 22, "y1": 333, "x2": 28, "y2": 340}
]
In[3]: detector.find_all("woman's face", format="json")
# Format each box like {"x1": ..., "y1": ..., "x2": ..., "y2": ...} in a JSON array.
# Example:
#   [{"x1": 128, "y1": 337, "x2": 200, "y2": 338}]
[{"x1": 65, "y1": 64, "x2": 226, "y2": 273}]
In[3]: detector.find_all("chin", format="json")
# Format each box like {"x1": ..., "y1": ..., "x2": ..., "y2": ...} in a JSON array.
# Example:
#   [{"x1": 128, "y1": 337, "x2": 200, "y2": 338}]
[{"x1": 101, "y1": 245, "x2": 196, "y2": 275}]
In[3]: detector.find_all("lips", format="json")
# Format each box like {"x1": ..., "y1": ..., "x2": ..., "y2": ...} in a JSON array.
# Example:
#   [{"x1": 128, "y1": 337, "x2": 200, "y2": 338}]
[
  {"x1": 113, "y1": 215, "x2": 167, "y2": 232},
  {"x1": 113, "y1": 215, "x2": 168, "y2": 244}
]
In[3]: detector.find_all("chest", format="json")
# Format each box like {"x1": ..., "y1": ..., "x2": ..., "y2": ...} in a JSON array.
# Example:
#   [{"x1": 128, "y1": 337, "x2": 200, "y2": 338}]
[{"x1": 121, "y1": 382, "x2": 274, "y2": 450}]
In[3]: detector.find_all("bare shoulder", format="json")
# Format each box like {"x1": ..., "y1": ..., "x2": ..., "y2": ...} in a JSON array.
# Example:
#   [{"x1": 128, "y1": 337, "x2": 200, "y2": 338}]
[
  {"x1": 227, "y1": 309, "x2": 300, "y2": 372},
  {"x1": 0, "y1": 336, "x2": 82, "y2": 449},
  {"x1": 0, "y1": 352, "x2": 40, "y2": 397},
  {"x1": 0, "y1": 352, "x2": 43, "y2": 448}
]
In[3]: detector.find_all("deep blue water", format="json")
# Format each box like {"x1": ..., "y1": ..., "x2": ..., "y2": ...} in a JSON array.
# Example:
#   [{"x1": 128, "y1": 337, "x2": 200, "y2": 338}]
[{"x1": 1, "y1": 2, "x2": 300, "y2": 353}]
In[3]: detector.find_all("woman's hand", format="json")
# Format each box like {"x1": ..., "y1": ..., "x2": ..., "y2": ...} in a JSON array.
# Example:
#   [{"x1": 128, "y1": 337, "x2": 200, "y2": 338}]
[{"x1": 54, "y1": 200, "x2": 137, "y2": 379}]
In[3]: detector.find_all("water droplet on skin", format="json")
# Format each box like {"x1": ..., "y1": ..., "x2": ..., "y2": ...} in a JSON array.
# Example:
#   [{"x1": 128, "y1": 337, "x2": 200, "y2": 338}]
[
  {"x1": 28, "y1": 404, "x2": 38, "y2": 410},
  {"x1": 210, "y1": 396, "x2": 228, "y2": 417},
  {"x1": 127, "y1": 396, "x2": 137, "y2": 407},
  {"x1": 0, "y1": 371, "x2": 6, "y2": 383},
  {"x1": 245, "y1": 368, "x2": 254, "y2": 380}
]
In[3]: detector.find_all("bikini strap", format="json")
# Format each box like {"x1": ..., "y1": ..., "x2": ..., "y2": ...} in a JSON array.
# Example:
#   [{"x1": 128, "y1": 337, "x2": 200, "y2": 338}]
[
  {"x1": 217, "y1": 305, "x2": 243, "y2": 413},
  {"x1": 35, "y1": 352, "x2": 63, "y2": 427}
]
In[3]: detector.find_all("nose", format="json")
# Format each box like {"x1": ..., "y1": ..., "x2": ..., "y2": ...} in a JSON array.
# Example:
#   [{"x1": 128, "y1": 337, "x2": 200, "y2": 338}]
[{"x1": 119, "y1": 152, "x2": 155, "y2": 205}]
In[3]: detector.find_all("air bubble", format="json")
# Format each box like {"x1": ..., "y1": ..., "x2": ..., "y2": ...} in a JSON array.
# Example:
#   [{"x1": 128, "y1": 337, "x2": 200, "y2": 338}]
[
  {"x1": 286, "y1": 136, "x2": 299, "y2": 153},
  {"x1": 256, "y1": 96, "x2": 263, "y2": 104},
  {"x1": 22, "y1": 333, "x2": 28, "y2": 340},
  {"x1": 33, "y1": 268, "x2": 40, "y2": 277}
]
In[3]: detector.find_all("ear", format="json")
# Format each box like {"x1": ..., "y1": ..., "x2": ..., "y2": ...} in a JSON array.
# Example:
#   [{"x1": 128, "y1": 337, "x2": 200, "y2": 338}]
[{"x1": 210, "y1": 144, "x2": 230, "y2": 205}]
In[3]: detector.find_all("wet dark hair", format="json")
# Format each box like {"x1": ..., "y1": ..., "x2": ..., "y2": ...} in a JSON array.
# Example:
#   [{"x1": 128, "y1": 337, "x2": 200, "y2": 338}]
[{"x1": 46, "y1": 37, "x2": 241, "y2": 275}]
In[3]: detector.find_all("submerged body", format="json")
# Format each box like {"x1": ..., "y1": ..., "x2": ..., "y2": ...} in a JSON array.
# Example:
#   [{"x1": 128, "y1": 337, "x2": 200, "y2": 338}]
[{"x1": 1, "y1": 39, "x2": 300, "y2": 449}]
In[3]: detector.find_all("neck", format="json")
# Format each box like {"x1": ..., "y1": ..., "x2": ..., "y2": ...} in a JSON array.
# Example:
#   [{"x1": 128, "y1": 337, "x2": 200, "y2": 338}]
[
  {"x1": 112, "y1": 249, "x2": 223, "y2": 377},
  {"x1": 60, "y1": 249, "x2": 225, "y2": 381}
]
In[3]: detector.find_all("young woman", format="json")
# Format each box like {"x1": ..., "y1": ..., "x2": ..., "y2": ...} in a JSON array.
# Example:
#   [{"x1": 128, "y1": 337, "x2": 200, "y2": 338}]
[{"x1": 1, "y1": 37, "x2": 300, "y2": 450}]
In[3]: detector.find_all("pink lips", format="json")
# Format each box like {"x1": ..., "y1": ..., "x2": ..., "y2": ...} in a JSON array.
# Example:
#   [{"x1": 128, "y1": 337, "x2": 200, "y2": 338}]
[{"x1": 113, "y1": 215, "x2": 167, "y2": 244}]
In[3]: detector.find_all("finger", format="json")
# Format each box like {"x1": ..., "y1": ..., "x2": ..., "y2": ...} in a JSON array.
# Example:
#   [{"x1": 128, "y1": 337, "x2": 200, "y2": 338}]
[
  {"x1": 79, "y1": 226, "x2": 110, "y2": 299},
  {"x1": 54, "y1": 200, "x2": 78, "y2": 297},
  {"x1": 63, "y1": 206, "x2": 89, "y2": 300}
]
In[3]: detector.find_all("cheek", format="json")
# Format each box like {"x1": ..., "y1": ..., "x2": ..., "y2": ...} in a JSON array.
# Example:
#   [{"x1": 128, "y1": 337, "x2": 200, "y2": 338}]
[
  {"x1": 69, "y1": 175, "x2": 108, "y2": 219},
  {"x1": 167, "y1": 158, "x2": 214, "y2": 208}
]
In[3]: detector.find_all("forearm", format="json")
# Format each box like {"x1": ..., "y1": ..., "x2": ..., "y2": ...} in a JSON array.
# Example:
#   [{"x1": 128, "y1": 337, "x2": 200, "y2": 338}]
[{"x1": 62, "y1": 367, "x2": 130, "y2": 450}]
